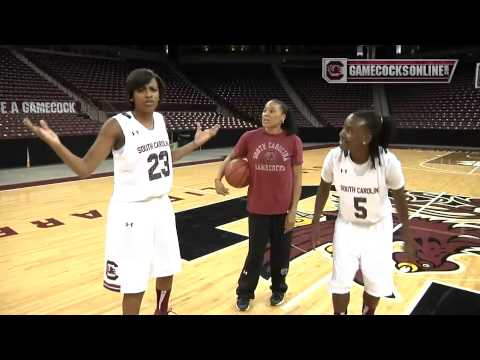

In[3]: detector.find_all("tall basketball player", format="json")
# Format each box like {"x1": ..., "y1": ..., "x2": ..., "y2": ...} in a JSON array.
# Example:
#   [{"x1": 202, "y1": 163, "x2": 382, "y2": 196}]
[
  {"x1": 310, "y1": 111, "x2": 416, "y2": 315},
  {"x1": 24, "y1": 68, "x2": 220, "y2": 315}
]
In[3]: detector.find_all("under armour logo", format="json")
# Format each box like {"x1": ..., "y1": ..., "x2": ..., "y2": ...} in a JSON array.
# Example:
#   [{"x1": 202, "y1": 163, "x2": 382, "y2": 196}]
[
  {"x1": 242, "y1": 270, "x2": 248, "y2": 276},
  {"x1": 125, "y1": 222, "x2": 133, "y2": 227},
  {"x1": 131, "y1": 130, "x2": 140, "y2": 136}
]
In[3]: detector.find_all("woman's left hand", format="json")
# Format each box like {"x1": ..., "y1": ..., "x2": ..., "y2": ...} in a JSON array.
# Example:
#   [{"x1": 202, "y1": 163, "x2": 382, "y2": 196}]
[{"x1": 284, "y1": 211, "x2": 296, "y2": 233}]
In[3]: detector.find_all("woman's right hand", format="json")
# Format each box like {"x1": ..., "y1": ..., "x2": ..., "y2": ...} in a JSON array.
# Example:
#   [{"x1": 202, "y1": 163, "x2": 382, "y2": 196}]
[
  {"x1": 215, "y1": 178, "x2": 229, "y2": 195},
  {"x1": 23, "y1": 118, "x2": 60, "y2": 145}
]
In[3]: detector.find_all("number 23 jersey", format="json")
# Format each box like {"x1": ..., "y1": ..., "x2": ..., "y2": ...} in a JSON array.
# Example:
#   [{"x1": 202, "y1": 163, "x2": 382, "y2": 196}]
[
  {"x1": 321, "y1": 147, "x2": 405, "y2": 224},
  {"x1": 111, "y1": 111, "x2": 173, "y2": 202}
]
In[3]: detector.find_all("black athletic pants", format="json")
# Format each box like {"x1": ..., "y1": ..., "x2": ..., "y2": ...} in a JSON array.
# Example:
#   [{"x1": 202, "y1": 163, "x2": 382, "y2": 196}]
[{"x1": 236, "y1": 213, "x2": 292, "y2": 299}]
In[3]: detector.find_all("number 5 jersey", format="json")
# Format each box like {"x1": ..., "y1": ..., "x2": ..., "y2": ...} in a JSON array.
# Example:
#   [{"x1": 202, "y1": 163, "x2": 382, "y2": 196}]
[
  {"x1": 321, "y1": 147, "x2": 405, "y2": 225},
  {"x1": 111, "y1": 111, "x2": 173, "y2": 202}
]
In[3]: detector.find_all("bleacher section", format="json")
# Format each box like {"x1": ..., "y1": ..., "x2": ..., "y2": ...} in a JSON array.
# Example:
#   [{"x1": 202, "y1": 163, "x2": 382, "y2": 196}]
[
  {"x1": 282, "y1": 66, "x2": 373, "y2": 127},
  {"x1": 163, "y1": 111, "x2": 256, "y2": 130},
  {"x1": 3, "y1": 48, "x2": 478, "y2": 140},
  {"x1": 0, "y1": 48, "x2": 100, "y2": 139},
  {"x1": 183, "y1": 64, "x2": 312, "y2": 127},
  {"x1": 21, "y1": 50, "x2": 253, "y2": 131},
  {"x1": 386, "y1": 63, "x2": 480, "y2": 130}
]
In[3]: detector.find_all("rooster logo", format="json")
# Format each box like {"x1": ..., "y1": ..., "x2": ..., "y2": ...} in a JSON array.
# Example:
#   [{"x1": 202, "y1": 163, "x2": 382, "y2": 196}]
[
  {"x1": 261, "y1": 191, "x2": 480, "y2": 290},
  {"x1": 326, "y1": 61, "x2": 345, "y2": 81}
]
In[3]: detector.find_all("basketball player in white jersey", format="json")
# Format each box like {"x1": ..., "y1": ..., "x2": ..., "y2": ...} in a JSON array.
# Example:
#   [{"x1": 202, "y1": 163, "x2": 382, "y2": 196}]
[
  {"x1": 23, "y1": 68, "x2": 220, "y2": 315},
  {"x1": 311, "y1": 110, "x2": 416, "y2": 315}
]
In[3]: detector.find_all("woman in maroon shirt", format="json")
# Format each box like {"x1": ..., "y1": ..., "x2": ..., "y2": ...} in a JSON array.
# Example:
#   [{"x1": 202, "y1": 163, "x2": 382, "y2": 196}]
[{"x1": 215, "y1": 99, "x2": 303, "y2": 311}]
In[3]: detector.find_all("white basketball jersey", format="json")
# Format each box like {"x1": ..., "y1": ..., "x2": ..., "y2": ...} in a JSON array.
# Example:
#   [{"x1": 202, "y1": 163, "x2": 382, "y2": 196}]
[
  {"x1": 111, "y1": 111, "x2": 173, "y2": 202},
  {"x1": 321, "y1": 147, "x2": 405, "y2": 225}
]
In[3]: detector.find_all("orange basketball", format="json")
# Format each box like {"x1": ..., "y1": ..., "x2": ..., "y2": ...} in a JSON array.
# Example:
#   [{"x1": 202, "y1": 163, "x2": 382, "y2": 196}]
[{"x1": 225, "y1": 158, "x2": 250, "y2": 188}]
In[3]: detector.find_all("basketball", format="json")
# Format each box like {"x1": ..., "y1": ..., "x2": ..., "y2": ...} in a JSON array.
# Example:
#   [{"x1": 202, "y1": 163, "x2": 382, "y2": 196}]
[{"x1": 225, "y1": 158, "x2": 250, "y2": 188}]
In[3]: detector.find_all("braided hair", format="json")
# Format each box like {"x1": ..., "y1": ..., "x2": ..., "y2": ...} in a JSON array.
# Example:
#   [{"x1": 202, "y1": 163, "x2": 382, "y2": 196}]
[{"x1": 351, "y1": 110, "x2": 394, "y2": 169}]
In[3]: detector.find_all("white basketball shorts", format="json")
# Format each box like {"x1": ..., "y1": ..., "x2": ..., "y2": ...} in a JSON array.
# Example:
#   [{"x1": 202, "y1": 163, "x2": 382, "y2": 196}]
[
  {"x1": 103, "y1": 195, "x2": 182, "y2": 294},
  {"x1": 329, "y1": 215, "x2": 394, "y2": 297}
]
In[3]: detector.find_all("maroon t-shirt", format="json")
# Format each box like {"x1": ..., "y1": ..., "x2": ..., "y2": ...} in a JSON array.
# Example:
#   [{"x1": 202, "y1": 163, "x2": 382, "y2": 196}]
[{"x1": 233, "y1": 128, "x2": 303, "y2": 215}]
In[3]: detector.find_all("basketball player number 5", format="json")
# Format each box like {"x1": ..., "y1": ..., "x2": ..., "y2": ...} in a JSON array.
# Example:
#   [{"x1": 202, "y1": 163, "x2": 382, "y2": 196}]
[
  {"x1": 148, "y1": 151, "x2": 170, "y2": 181},
  {"x1": 354, "y1": 197, "x2": 367, "y2": 219}
]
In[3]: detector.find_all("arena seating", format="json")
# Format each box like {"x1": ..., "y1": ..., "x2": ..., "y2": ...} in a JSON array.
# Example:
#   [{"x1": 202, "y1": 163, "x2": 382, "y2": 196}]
[
  {"x1": 182, "y1": 64, "x2": 312, "y2": 127},
  {"x1": 162, "y1": 111, "x2": 256, "y2": 130},
  {"x1": 19, "y1": 51, "x2": 255, "y2": 131},
  {"x1": 4, "y1": 48, "x2": 477, "y2": 139},
  {"x1": 0, "y1": 48, "x2": 100, "y2": 139},
  {"x1": 386, "y1": 63, "x2": 480, "y2": 130},
  {"x1": 282, "y1": 66, "x2": 374, "y2": 127},
  {"x1": 23, "y1": 51, "x2": 215, "y2": 110}
]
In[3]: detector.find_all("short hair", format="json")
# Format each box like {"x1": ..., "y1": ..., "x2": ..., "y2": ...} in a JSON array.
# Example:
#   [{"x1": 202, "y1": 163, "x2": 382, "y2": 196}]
[{"x1": 125, "y1": 68, "x2": 166, "y2": 101}]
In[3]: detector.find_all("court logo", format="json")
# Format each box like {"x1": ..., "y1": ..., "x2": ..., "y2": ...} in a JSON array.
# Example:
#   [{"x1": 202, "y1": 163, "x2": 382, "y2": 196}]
[
  {"x1": 393, "y1": 192, "x2": 480, "y2": 273},
  {"x1": 106, "y1": 260, "x2": 119, "y2": 280},
  {"x1": 394, "y1": 219, "x2": 480, "y2": 272},
  {"x1": 261, "y1": 214, "x2": 336, "y2": 280},
  {"x1": 260, "y1": 191, "x2": 480, "y2": 281}
]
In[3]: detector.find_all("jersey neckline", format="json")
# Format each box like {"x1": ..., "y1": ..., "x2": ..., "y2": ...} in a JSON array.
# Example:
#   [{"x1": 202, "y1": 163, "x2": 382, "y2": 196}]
[
  {"x1": 131, "y1": 111, "x2": 156, "y2": 131},
  {"x1": 261, "y1": 127, "x2": 286, "y2": 137}
]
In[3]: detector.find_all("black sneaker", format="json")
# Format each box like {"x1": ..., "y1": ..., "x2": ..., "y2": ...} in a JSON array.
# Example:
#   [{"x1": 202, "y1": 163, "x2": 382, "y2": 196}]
[
  {"x1": 270, "y1": 292, "x2": 285, "y2": 306},
  {"x1": 236, "y1": 297, "x2": 250, "y2": 311}
]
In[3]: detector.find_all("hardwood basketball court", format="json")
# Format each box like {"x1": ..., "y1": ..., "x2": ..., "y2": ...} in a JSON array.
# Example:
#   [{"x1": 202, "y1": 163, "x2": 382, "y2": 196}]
[{"x1": 1, "y1": 147, "x2": 479, "y2": 315}]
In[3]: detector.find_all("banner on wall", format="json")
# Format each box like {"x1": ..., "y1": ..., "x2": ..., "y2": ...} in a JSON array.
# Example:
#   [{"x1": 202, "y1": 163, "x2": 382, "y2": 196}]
[
  {"x1": 0, "y1": 101, "x2": 78, "y2": 114},
  {"x1": 322, "y1": 58, "x2": 458, "y2": 84}
]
